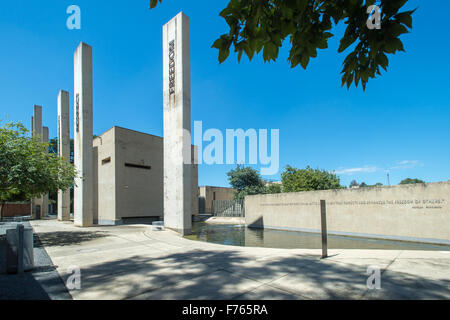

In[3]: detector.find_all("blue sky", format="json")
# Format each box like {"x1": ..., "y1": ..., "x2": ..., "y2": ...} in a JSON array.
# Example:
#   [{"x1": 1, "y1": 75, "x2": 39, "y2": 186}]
[{"x1": 0, "y1": 0, "x2": 449, "y2": 188}]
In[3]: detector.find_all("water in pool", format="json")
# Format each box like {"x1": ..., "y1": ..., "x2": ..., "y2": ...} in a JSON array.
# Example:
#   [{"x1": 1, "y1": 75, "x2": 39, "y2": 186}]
[{"x1": 186, "y1": 222, "x2": 450, "y2": 251}]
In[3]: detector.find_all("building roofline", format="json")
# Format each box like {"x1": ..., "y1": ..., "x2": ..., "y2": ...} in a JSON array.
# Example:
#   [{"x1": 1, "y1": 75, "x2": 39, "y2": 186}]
[{"x1": 95, "y1": 126, "x2": 163, "y2": 140}]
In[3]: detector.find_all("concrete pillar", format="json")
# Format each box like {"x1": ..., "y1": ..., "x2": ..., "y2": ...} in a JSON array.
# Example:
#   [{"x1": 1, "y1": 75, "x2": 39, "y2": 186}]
[
  {"x1": 32, "y1": 106, "x2": 43, "y2": 219},
  {"x1": 163, "y1": 12, "x2": 192, "y2": 235},
  {"x1": 73, "y1": 42, "x2": 94, "y2": 227},
  {"x1": 33, "y1": 106, "x2": 42, "y2": 139},
  {"x1": 30, "y1": 116, "x2": 34, "y2": 218},
  {"x1": 57, "y1": 90, "x2": 71, "y2": 221},
  {"x1": 42, "y1": 126, "x2": 49, "y2": 217}
]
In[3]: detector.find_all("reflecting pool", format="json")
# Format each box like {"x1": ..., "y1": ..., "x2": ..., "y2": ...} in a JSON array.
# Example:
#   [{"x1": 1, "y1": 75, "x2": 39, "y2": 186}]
[{"x1": 186, "y1": 222, "x2": 450, "y2": 251}]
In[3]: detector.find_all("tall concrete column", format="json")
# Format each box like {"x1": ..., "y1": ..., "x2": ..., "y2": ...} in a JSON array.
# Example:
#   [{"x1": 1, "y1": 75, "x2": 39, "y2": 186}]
[
  {"x1": 163, "y1": 12, "x2": 192, "y2": 235},
  {"x1": 57, "y1": 90, "x2": 71, "y2": 221},
  {"x1": 32, "y1": 106, "x2": 43, "y2": 219},
  {"x1": 30, "y1": 116, "x2": 34, "y2": 218},
  {"x1": 73, "y1": 42, "x2": 94, "y2": 227},
  {"x1": 42, "y1": 126, "x2": 49, "y2": 217}
]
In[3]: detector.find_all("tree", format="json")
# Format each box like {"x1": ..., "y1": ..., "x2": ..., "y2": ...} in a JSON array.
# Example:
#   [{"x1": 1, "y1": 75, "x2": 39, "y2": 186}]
[
  {"x1": 0, "y1": 122, "x2": 77, "y2": 220},
  {"x1": 227, "y1": 166, "x2": 265, "y2": 191},
  {"x1": 400, "y1": 178, "x2": 425, "y2": 185},
  {"x1": 151, "y1": 0, "x2": 415, "y2": 90},
  {"x1": 49, "y1": 137, "x2": 76, "y2": 213},
  {"x1": 235, "y1": 185, "x2": 268, "y2": 200},
  {"x1": 227, "y1": 166, "x2": 266, "y2": 199},
  {"x1": 350, "y1": 180, "x2": 359, "y2": 188},
  {"x1": 359, "y1": 182, "x2": 368, "y2": 187},
  {"x1": 282, "y1": 165, "x2": 343, "y2": 192},
  {"x1": 267, "y1": 182, "x2": 282, "y2": 194}
]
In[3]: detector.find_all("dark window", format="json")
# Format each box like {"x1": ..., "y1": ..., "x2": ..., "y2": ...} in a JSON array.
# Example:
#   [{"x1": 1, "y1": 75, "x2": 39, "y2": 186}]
[
  {"x1": 125, "y1": 163, "x2": 151, "y2": 170},
  {"x1": 102, "y1": 157, "x2": 111, "y2": 165}
]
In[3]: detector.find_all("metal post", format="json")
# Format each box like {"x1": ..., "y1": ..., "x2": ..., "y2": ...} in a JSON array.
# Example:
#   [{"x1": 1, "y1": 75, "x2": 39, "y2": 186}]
[
  {"x1": 17, "y1": 224, "x2": 24, "y2": 273},
  {"x1": 320, "y1": 200, "x2": 328, "y2": 259}
]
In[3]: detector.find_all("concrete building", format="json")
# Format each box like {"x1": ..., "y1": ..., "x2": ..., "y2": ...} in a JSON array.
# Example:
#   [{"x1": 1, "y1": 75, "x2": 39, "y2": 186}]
[
  {"x1": 198, "y1": 186, "x2": 236, "y2": 214},
  {"x1": 92, "y1": 126, "x2": 198, "y2": 225}
]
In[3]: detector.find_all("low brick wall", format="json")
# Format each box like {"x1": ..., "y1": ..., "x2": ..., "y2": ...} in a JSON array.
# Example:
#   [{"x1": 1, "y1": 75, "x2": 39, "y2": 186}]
[
  {"x1": 1, "y1": 203, "x2": 31, "y2": 218},
  {"x1": 245, "y1": 182, "x2": 450, "y2": 244}
]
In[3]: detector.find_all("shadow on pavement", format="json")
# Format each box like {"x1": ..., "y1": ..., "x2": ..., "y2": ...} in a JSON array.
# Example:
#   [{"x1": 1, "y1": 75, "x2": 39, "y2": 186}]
[
  {"x1": 59, "y1": 248, "x2": 450, "y2": 300},
  {"x1": 34, "y1": 230, "x2": 109, "y2": 248}
]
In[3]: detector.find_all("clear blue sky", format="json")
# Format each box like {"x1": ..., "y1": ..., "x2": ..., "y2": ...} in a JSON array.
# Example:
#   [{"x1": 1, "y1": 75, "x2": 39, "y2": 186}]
[{"x1": 1, "y1": 0, "x2": 449, "y2": 188}]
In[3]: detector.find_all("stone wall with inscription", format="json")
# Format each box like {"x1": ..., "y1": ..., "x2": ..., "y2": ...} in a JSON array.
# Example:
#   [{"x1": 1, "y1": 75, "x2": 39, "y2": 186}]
[{"x1": 245, "y1": 181, "x2": 450, "y2": 244}]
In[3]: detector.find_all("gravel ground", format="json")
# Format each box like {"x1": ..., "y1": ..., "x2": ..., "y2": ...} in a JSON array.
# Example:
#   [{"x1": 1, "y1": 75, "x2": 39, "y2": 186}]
[{"x1": 0, "y1": 221, "x2": 72, "y2": 300}]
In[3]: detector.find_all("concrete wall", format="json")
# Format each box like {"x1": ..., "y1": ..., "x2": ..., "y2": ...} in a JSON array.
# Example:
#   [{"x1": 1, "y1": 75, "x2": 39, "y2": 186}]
[
  {"x1": 93, "y1": 126, "x2": 198, "y2": 224},
  {"x1": 245, "y1": 182, "x2": 450, "y2": 244},
  {"x1": 199, "y1": 186, "x2": 236, "y2": 214},
  {"x1": 115, "y1": 127, "x2": 164, "y2": 219},
  {"x1": 93, "y1": 128, "x2": 116, "y2": 224}
]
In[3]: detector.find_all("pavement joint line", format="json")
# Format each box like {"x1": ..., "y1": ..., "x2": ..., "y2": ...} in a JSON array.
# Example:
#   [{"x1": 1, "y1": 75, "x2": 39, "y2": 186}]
[
  {"x1": 229, "y1": 281, "x2": 275, "y2": 300},
  {"x1": 262, "y1": 281, "x2": 313, "y2": 300}
]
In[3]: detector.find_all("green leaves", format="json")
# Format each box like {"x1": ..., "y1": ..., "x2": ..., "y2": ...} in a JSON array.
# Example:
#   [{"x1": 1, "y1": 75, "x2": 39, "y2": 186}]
[
  {"x1": 337, "y1": 0, "x2": 415, "y2": 90},
  {"x1": 150, "y1": 0, "x2": 415, "y2": 90},
  {"x1": 0, "y1": 122, "x2": 77, "y2": 205},
  {"x1": 149, "y1": 0, "x2": 162, "y2": 9},
  {"x1": 281, "y1": 165, "x2": 343, "y2": 192},
  {"x1": 227, "y1": 166, "x2": 265, "y2": 192},
  {"x1": 213, "y1": 0, "x2": 415, "y2": 90},
  {"x1": 211, "y1": 35, "x2": 232, "y2": 63}
]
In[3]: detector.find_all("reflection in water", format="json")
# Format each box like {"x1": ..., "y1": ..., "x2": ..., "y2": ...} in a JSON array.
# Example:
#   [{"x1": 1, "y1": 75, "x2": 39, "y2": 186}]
[{"x1": 186, "y1": 222, "x2": 450, "y2": 251}]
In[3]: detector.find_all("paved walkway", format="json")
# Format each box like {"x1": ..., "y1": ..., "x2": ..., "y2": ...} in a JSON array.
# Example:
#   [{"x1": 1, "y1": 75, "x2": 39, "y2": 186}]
[
  {"x1": 0, "y1": 221, "x2": 72, "y2": 300},
  {"x1": 22, "y1": 220, "x2": 450, "y2": 300}
]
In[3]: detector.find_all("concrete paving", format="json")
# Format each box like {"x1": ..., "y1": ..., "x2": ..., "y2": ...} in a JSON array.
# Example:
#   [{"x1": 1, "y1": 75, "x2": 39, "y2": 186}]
[
  {"x1": 10, "y1": 220, "x2": 449, "y2": 300},
  {"x1": 0, "y1": 221, "x2": 72, "y2": 300}
]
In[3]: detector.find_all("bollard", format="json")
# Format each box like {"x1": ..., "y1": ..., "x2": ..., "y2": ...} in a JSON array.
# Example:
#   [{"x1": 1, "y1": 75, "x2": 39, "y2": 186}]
[
  {"x1": 17, "y1": 224, "x2": 24, "y2": 273},
  {"x1": 320, "y1": 200, "x2": 328, "y2": 259},
  {"x1": 6, "y1": 225, "x2": 34, "y2": 273}
]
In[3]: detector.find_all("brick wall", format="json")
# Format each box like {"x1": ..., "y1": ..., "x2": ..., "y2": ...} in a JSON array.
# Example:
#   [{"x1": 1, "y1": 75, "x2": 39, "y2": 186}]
[{"x1": 1, "y1": 203, "x2": 31, "y2": 217}]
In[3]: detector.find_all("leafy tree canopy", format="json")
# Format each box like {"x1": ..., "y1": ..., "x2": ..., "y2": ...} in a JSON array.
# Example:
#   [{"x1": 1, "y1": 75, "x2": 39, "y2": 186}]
[
  {"x1": 0, "y1": 122, "x2": 77, "y2": 219},
  {"x1": 400, "y1": 178, "x2": 425, "y2": 185},
  {"x1": 266, "y1": 182, "x2": 282, "y2": 194},
  {"x1": 282, "y1": 165, "x2": 343, "y2": 192},
  {"x1": 151, "y1": 0, "x2": 415, "y2": 90},
  {"x1": 227, "y1": 165, "x2": 265, "y2": 191},
  {"x1": 235, "y1": 184, "x2": 269, "y2": 200}
]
